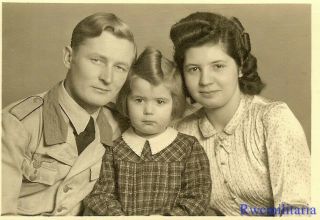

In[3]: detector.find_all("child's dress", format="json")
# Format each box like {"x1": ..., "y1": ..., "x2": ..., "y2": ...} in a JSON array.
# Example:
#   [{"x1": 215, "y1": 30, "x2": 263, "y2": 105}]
[{"x1": 83, "y1": 127, "x2": 212, "y2": 215}]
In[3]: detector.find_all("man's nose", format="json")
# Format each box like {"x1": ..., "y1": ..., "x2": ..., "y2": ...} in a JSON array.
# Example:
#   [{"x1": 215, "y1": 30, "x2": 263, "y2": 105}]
[{"x1": 99, "y1": 66, "x2": 113, "y2": 83}]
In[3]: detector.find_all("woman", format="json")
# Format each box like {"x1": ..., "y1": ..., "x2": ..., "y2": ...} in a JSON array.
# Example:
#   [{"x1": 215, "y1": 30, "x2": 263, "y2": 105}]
[{"x1": 170, "y1": 12, "x2": 310, "y2": 216}]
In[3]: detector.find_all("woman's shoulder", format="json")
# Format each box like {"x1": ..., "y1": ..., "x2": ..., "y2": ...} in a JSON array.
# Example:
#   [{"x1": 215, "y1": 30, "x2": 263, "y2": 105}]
[
  {"x1": 250, "y1": 95, "x2": 291, "y2": 115},
  {"x1": 249, "y1": 95, "x2": 297, "y2": 125}
]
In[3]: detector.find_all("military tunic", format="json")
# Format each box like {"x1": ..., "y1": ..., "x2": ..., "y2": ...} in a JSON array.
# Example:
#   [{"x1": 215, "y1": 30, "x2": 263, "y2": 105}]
[{"x1": 1, "y1": 82, "x2": 124, "y2": 215}]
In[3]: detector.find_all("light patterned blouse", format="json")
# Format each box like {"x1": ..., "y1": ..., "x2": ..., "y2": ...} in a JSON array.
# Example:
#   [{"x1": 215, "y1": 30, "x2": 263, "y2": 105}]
[{"x1": 176, "y1": 94, "x2": 310, "y2": 216}]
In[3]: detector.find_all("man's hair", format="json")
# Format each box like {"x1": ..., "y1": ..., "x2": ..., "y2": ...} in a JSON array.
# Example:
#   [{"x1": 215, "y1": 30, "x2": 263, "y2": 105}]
[
  {"x1": 71, "y1": 12, "x2": 136, "y2": 56},
  {"x1": 116, "y1": 47, "x2": 186, "y2": 120}
]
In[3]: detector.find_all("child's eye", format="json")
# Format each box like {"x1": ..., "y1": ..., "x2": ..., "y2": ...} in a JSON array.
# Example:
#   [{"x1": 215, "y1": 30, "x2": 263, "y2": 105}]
[
  {"x1": 134, "y1": 98, "x2": 143, "y2": 103},
  {"x1": 156, "y1": 99, "x2": 166, "y2": 105}
]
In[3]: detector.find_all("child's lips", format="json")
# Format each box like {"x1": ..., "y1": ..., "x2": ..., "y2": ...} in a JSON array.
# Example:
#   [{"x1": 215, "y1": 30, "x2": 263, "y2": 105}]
[{"x1": 142, "y1": 120, "x2": 156, "y2": 125}]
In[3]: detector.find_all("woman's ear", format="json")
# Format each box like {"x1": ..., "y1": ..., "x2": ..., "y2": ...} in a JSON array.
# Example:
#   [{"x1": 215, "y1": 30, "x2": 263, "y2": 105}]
[
  {"x1": 238, "y1": 69, "x2": 243, "y2": 78},
  {"x1": 63, "y1": 46, "x2": 73, "y2": 69}
]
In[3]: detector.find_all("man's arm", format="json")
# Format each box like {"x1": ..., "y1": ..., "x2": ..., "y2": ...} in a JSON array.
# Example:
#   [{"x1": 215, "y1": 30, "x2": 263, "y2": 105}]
[{"x1": 1, "y1": 113, "x2": 30, "y2": 215}]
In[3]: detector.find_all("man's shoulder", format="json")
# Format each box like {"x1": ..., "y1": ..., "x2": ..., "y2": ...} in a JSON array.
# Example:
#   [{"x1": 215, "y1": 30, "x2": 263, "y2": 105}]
[{"x1": 3, "y1": 92, "x2": 47, "y2": 121}]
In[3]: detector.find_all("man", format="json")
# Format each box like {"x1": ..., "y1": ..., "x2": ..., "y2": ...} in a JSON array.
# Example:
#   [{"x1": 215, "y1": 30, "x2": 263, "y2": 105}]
[{"x1": 1, "y1": 12, "x2": 136, "y2": 215}]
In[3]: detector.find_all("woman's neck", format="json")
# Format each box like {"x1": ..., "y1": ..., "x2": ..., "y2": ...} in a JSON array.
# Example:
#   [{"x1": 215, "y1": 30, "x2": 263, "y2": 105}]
[{"x1": 204, "y1": 89, "x2": 242, "y2": 132}]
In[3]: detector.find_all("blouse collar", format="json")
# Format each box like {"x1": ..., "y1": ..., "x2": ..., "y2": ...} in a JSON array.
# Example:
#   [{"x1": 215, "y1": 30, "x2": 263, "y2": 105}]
[{"x1": 197, "y1": 94, "x2": 252, "y2": 138}]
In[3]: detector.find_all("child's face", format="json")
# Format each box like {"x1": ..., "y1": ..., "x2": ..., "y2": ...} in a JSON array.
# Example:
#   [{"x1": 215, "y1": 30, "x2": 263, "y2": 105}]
[{"x1": 127, "y1": 77, "x2": 173, "y2": 138}]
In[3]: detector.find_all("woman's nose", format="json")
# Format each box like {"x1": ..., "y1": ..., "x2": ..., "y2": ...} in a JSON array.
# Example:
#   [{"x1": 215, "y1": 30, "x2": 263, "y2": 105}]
[{"x1": 199, "y1": 69, "x2": 213, "y2": 86}]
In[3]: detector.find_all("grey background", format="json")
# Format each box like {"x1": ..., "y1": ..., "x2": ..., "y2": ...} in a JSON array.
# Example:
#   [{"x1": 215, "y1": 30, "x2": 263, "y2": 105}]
[{"x1": 2, "y1": 3, "x2": 311, "y2": 145}]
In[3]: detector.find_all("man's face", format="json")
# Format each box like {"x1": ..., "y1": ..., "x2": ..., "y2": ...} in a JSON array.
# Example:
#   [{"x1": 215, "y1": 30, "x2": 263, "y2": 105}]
[{"x1": 64, "y1": 31, "x2": 135, "y2": 113}]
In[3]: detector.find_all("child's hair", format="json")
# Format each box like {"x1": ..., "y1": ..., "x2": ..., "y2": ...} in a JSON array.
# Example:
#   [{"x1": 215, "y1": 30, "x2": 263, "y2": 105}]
[
  {"x1": 116, "y1": 47, "x2": 186, "y2": 120},
  {"x1": 170, "y1": 12, "x2": 265, "y2": 97}
]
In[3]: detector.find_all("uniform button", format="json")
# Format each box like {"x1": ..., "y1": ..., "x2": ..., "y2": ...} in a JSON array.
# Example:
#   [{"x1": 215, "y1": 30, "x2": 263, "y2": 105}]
[
  {"x1": 63, "y1": 185, "x2": 72, "y2": 193},
  {"x1": 221, "y1": 162, "x2": 226, "y2": 165},
  {"x1": 232, "y1": 196, "x2": 237, "y2": 200},
  {"x1": 29, "y1": 174, "x2": 37, "y2": 181},
  {"x1": 224, "y1": 180, "x2": 228, "y2": 184},
  {"x1": 33, "y1": 97, "x2": 42, "y2": 103}
]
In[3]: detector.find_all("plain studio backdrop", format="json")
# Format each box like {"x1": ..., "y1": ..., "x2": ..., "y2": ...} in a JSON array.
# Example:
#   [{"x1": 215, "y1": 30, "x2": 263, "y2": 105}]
[{"x1": 2, "y1": 3, "x2": 311, "y2": 146}]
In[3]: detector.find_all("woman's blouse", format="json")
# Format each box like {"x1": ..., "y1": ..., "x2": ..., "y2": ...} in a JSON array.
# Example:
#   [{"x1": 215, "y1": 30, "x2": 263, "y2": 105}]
[
  {"x1": 176, "y1": 94, "x2": 310, "y2": 216},
  {"x1": 83, "y1": 127, "x2": 212, "y2": 216}
]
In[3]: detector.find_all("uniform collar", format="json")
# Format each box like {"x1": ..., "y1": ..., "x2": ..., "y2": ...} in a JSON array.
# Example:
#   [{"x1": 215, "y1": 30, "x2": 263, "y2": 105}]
[
  {"x1": 43, "y1": 81, "x2": 113, "y2": 146},
  {"x1": 59, "y1": 81, "x2": 99, "y2": 135},
  {"x1": 198, "y1": 93, "x2": 252, "y2": 138},
  {"x1": 122, "y1": 127, "x2": 178, "y2": 156}
]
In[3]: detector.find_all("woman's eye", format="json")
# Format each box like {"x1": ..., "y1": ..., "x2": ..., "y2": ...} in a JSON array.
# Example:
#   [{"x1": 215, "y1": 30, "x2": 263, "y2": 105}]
[
  {"x1": 189, "y1": 67, "x2": 199, "y2": 72},
  {"x1": 214, "y1": 64, "x2": 225, "y2": 70}
]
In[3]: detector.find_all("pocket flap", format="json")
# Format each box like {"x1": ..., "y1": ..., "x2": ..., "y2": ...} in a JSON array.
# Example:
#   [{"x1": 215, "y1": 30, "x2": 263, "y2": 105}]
[{"x1": 22, "y1": 155, "x2": 58, "y2": 186}]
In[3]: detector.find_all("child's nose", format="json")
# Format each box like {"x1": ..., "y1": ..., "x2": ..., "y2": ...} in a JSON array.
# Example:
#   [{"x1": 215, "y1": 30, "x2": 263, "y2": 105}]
[{"x1": 143, "y1": 102, "x2": 154, "y2": 115}]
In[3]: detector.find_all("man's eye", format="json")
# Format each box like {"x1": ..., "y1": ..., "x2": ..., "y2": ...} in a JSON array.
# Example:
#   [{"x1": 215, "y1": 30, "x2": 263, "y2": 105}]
[
  {"x1": 115, "y1": 66, "x2": 127, "y2": 72},
  {"x1": 91, "y1": 58, "x2": 101, "y2": 64}
]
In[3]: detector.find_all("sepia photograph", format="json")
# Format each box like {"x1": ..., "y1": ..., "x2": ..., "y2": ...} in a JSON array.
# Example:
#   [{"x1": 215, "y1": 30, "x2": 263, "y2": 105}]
[{"x1": 1, "y1": 2, "x2": 318, "y2": 217}]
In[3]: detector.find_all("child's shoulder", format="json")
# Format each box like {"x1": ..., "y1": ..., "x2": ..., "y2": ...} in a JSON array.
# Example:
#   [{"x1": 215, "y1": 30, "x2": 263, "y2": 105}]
[
  {"x1": 176, "y1": 131, "x2": 199, "y2": 143},
  {"x1": 174, "y1": 132, "x2": 201, "y2": 151}
]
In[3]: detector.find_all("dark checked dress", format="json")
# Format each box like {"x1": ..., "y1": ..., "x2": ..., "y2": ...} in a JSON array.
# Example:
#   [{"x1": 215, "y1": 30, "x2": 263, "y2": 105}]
[{"x1": 83, "y1": 128, "x2": 212, "y2": 216}]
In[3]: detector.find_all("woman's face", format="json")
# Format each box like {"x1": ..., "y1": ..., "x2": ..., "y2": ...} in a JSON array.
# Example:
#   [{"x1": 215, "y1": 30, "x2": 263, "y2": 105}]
[{"x1": 183, "y1": 42, "x2": 241, "y2": 109}]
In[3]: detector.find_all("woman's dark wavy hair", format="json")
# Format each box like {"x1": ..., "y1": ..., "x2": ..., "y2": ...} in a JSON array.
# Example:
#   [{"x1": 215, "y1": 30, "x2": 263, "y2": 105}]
[{"x1": 170, "y1": 12, "x2": 265, "y2": 97}]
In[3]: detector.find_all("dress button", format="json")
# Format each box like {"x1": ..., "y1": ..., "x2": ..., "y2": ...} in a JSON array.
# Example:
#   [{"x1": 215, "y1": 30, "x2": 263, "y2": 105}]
[
  {"x1": 224, "y1": 180, "x2": 228, "y2": 184},
  {"x1": 232, "y1": 196, "x2": 237, "y2": 200},
  {"x1": 221, "y1": 162, "x2": 226, "y2": 165},
  {"x1": 57, "y1": 206, "x2": 66, "y2": 212},
  {"x1": 63, "y1": 185, "x2": 71, "y2": 193}
]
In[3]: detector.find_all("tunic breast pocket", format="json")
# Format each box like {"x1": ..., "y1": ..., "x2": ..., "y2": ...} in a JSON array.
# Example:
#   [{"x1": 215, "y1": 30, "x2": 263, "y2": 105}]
[{"x1": 22, "y1": 154, "x2": 58, "y2": 186}]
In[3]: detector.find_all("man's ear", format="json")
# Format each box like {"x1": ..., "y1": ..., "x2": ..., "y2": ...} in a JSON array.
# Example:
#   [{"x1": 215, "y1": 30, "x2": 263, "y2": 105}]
[{"x1": 63, "y1": 46, "x2": 73, "y2": 69}]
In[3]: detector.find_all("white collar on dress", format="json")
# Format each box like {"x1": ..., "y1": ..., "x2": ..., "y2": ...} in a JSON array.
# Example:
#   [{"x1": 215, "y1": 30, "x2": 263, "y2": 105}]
[
  {"x1": 122, "y1": 127, "x2": 178, "y2": 156},
  {"x1": 58, "y1": 81, "x2": 100, "y2": 135}
]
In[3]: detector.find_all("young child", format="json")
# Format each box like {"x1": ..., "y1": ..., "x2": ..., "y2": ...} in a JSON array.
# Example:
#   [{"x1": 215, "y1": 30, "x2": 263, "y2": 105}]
[{"x1": 83, "y1": 47, "x2": 212, "y2": 216}]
